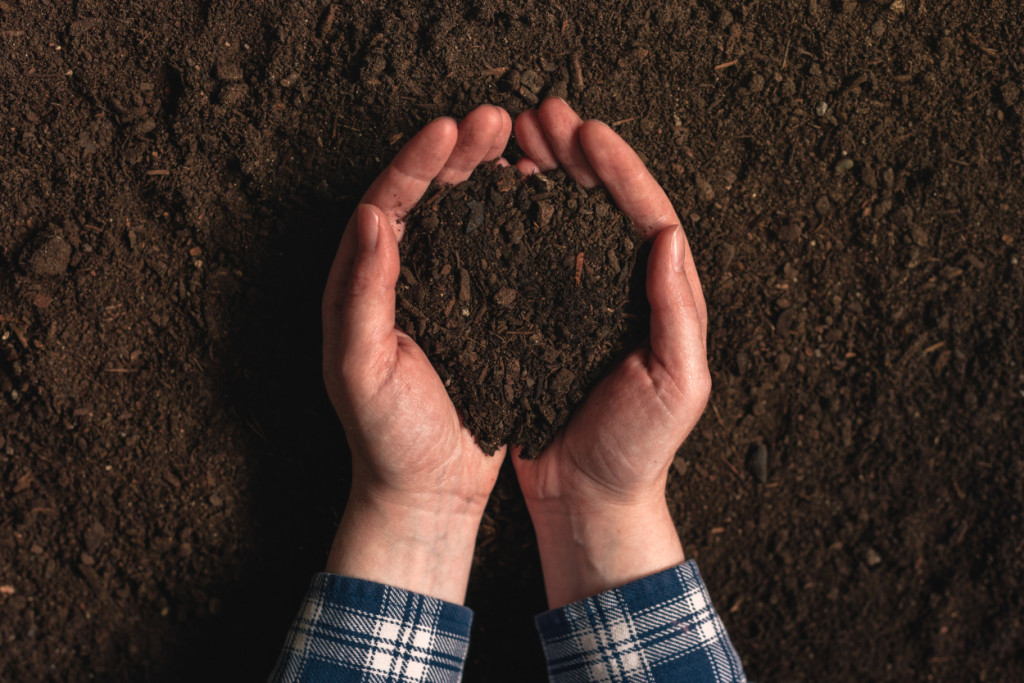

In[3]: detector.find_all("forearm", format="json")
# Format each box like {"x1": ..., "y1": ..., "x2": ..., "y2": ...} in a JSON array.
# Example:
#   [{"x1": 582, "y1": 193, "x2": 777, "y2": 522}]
[
  {"x1": 326, "y1": 490, "x2": 483, "y2": 605},
  {"x1": 528, "y1": 495, "x2": 685, "y2": 607}
]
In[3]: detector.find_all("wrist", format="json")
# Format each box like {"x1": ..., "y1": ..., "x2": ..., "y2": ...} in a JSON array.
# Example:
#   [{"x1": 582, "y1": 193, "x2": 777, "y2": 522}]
[
  {"x1": 325, "y1": 488, "x2": 484, "y2": 604},
  {"x1": 527, "y1": 495, "x2": 685, "y2": 608}
]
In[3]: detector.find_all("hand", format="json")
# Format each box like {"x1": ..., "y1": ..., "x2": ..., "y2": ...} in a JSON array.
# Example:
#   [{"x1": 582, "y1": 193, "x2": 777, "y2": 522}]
[
  {"x1": 511, "y1": 99, "x2": 711, "y2": 607},
  {"x1": 321, "y1": 105, "x2": 513, "y2": 604}
]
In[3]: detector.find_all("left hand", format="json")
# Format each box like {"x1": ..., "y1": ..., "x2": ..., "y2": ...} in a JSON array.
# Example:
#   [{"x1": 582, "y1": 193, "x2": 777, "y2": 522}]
[{"x1": 321, "y1": 105, "x2": 512, "y2": 604}]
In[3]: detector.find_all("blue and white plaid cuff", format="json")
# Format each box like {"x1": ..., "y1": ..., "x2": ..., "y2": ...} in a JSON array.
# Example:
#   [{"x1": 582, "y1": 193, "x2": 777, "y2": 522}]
[
  {"x1": 269, "y1": 573, "x2": 472, "y2": 683},
  {"x1": 536, "y1": 561, "x2": 747, "y2": 682}
]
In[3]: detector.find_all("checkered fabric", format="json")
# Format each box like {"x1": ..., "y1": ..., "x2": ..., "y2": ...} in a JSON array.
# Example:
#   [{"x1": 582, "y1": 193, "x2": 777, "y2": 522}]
[
  {"x1": 536, "y1": 561, "x2": 747, "y2": 682},
  {"x1": 268, "y1": 573, "x2": 472, "y2": 683}
]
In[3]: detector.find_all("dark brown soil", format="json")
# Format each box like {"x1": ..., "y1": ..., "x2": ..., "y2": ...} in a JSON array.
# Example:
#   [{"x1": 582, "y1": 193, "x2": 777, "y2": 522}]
[
  {"x1": 397, "y1": 163, "x2": 646, "y2": 457},
  {"x1": 1, "y1": 1, "x2": 1023, "y2": 682}
]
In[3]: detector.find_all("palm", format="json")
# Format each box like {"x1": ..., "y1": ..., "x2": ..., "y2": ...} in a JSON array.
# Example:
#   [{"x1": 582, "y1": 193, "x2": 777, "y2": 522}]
[
  {"x1": 348, "y1": 335, "x2": 494, "y2": 495},
  {"x1": 519, "y1": 351, "x2": 683, "y2": 501}
]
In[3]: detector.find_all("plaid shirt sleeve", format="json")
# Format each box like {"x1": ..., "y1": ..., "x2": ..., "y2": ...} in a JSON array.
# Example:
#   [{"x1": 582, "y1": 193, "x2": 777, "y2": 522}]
[
  {"x1": 268, "y1": 573, "x2": 472, "y2": 683},
  {"x1": 535, "y1": 561, "x2": 748, "y2": 682}
]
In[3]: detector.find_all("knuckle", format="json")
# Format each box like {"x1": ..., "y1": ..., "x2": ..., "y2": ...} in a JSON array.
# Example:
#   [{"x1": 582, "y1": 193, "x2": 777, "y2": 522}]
[
  {"x1": 693, "y1": 368, "x2": 713, "y2": 404},
  {"x1": 694, "y1": 363, "x2": 712, "y2": 392}
]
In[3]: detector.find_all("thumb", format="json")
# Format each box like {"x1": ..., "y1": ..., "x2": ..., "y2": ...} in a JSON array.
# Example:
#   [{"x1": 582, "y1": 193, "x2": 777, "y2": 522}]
[
  {"x1": 646, "y1": 226, "x2": 705, "y2": 373},
  {"x1": 338, "y1": 204, "x2": 400, "y2": 357}
]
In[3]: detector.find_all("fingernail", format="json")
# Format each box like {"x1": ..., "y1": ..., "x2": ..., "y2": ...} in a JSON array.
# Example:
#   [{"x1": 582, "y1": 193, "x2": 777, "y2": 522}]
[
  {"x1": 671, "y1": 226, "x2": 685, "y2": 273},
  {"x1": 359, "y1": 205, "x2": 379, "y2": 251}
]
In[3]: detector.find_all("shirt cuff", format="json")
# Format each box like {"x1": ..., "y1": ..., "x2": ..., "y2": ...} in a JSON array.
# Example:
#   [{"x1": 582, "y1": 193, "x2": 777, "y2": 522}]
[
  {"x1": 269, "y1": 573, "x2": 473, "y2": 683},
  {"x1": 535, "y1": 560, "x2": 747, "y2": 683}
]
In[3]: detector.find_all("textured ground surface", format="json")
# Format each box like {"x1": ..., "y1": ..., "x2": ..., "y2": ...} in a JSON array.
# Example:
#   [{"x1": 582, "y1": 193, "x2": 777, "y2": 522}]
[{"x1": 1, "y1": 1, "x2": 1022, "y2": 681}]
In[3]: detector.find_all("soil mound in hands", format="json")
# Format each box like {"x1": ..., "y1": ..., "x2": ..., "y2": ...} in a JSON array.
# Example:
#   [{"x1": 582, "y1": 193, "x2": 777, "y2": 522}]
[{"x1": 396, "y1": 163, "x2": 648, "y2": 457}]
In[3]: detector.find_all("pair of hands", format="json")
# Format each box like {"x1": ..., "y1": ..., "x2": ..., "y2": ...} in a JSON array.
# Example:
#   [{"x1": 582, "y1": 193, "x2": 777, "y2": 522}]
[{"x1": 321, "y1": 99, "x2": 710, "y2": 607}]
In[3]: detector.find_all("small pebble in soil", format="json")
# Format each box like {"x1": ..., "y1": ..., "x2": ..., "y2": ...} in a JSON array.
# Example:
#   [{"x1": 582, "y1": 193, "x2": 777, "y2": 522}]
[
  {"x1": 133, "y1": 118, "x2": 157, "y2": 136},
  {"x1": 21, "y1": 232, "x2": 72, "y2": 277},
  {"x1": 747, "y1": 443, "x2": 769, "y2": 483},
  {"x1": 864, "y1": 547, "x2": 883, "y2": 567},
  {"x1": 815, "y1": 196, "x2": 832, "y2": 216},
  {"x1": 216, "y1": 61, "x2": 244, "y2": 82},
  {"x1": 695, "y1": 172, "x2": 715, "y2": 202},
  {"x1": 220, "y1": 83, "x2": 248, "y2": 106},
  {"x1": 834, "y1": 157, "x2": 855, "y2": 175},
  {"x1": 1001, "y1": 82, "x2": 1020, "y2": 106}
]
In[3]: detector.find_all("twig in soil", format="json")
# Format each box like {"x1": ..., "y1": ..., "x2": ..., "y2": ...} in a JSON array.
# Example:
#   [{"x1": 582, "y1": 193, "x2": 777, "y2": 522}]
[
  {"x1": 476, "y1": 67, "x2": 507, "y2": 78},
  {"x1": 574, "y1": 252, "x2": 584, "y2": 285},
  {"x1": 714, "y1": 59, "x2": 739, "y2": 71},
  {"x1": 146, "y1": 169, "x2": 170, "y2": 176},
  {"x1": 571, "y1": 54, "x2": 585, "y2": 91},
  {"x1": 9, "y1": 324, "x2": 29, "y2": 348},
  {"x1": 611, "y1": 117, "x2": 636, "y2": 127},
  {"x1": 104, "y1": 367, "x2": 132, "y2": 373},
  {"x1": 711, "y1": 403, "x2": 726, "y2": 427},
  {"x1": 423, "y1": 186, "x2": 450, "y2": 207},
  {"x1": 841, "y1": 73, "x2": 870, "y2": 97},
  {"x1": 318, "y1": 4, "x2": 337, "y2": 39},
  {"x1": 781, "y1": 37, "x2": 791, "y2": 70},
  {"x1": 717, "y1": 453, "x2": 746, "y2": 484},
  {"x1": 966, "y1": 34, "x2": 999, "y2": 58}
]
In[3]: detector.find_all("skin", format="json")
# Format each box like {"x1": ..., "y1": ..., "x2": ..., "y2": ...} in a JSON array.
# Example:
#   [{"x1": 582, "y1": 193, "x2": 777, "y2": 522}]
[{"x1": 321, "y1": 99, "x2": 710, "y2": 608}]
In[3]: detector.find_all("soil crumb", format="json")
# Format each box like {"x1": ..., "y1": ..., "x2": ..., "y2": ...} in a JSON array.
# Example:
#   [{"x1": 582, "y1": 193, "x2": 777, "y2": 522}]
[{"x1": 397, "y1": 163, "x2": 648, "y2": 457}]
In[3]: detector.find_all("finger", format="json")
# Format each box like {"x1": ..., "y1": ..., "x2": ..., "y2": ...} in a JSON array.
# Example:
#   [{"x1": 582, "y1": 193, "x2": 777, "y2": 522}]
[
  {"x1": 578, "y1": 119, "x2": 708, "y2": 322},
  {"x1": 514, "y1": 109, "x2": 559, "y2": 171},
  {"x1": 577, "y1": 119, "x2": 678, "y2": 237},
  {"x1": 516, "y1": 158, "x2": 542, "y2": 176},
  {"x1": 647, "y1": 226, "x2": 707, "y2": 373},
  {"x1": 484, "y1": 108, "x2": 513, "y2": 161},
  {"x1": 436, "y1": 105, "x2": 506, "y2": 185},
  {"x1": 536, "y1": 98, "x2": 601, "y2": 188},
  {"x1": 362, "y1": 117, "x2": 458, "y2": 238},
  {"x1": 336, "y1": 204, "x2": 401, "y2": 358}
]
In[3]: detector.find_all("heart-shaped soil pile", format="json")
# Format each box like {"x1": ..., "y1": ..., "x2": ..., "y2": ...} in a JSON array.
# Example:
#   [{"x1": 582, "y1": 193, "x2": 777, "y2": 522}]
[{"x1": 396, "y1": 163, "x2": 649, "y2": 457}]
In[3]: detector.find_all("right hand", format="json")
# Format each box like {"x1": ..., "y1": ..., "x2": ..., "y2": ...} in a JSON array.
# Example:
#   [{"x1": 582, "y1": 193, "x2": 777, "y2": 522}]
[{"x1": 511, "y1": 99, "x2": 711, "y2": 607}]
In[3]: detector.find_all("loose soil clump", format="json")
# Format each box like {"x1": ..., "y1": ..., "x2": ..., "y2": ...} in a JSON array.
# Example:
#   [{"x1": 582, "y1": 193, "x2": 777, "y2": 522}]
[{"x1": 397, "y1": 164, "x2": 647, "y2": 457}]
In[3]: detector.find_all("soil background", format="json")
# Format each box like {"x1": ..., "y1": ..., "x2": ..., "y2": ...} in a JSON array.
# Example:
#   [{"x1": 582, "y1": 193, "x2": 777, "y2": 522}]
[{"x1": 1, "y1": 1, "x2": 1022, "y2": 681}]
